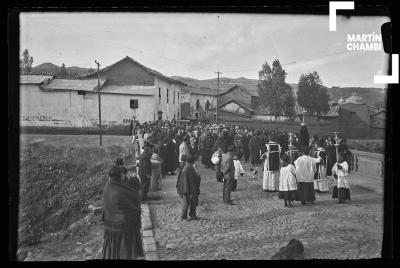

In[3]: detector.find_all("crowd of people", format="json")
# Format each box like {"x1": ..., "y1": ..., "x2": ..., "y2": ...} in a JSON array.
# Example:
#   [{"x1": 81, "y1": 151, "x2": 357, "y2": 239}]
[{"x1": 101, "y1": 119, "x2": 354, "y2": 259}]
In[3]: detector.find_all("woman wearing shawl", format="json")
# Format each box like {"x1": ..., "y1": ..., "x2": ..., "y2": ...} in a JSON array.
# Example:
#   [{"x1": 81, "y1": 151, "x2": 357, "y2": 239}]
[
  {"x1": 102, "y1": 165, "x2": 144, "y2": 260},
  {"x1": 248, "y1": 132, "x2": 259, "y2": 167},
  {"x1": 164, "y1": 132, "x2": 178, "y2": 175}
]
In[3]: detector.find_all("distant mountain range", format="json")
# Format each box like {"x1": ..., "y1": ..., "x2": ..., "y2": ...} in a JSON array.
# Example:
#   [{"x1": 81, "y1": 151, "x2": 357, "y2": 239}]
[
  {"x1": 31, "y1": 63, "x2": 93, "y2": 76},
  {"x1": 29, "y1": 63, "x2": 386, "y2": 107}
]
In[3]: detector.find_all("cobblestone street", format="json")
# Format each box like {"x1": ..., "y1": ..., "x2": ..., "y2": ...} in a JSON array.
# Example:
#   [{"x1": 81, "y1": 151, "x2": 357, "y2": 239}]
[{"x1": 149, "y1": 161, "x2": 383, "y2": 260}]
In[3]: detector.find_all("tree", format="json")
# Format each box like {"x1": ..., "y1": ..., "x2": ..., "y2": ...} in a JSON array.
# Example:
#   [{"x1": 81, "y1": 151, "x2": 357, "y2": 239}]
[
  {"x1": 297, "y1": 71, "x2": 330, "y2": 115},
  {"x1": 257, "y1": 59, "x2": 295, "y2": 117},
  {"x1": 56, "y1": 63, "x2": 69, "y2": 78},
  {"x1": 20, "y1": 49, "x2": 34, "y2": 73}
]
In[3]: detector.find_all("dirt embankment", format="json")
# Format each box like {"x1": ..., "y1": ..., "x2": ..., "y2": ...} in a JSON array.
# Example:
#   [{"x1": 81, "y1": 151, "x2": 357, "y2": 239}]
[{"x1": 18, "y1": 140, "x2": 133, "y2": 259}]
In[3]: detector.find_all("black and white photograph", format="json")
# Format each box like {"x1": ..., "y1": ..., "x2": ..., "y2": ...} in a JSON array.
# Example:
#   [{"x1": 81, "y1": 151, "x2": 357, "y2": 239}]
[{"x1": 10, "y1": 5, "x2": 395, "y2": 261}]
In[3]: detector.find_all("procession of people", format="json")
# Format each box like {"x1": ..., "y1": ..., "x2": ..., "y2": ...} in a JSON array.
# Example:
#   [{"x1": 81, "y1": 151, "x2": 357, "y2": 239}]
[
  {"x1": 128, "y1": 118, "x2": 354, "y2": 205},
  {"x1": 103, "y1": 118, "x2": 354, "y2": 259}
]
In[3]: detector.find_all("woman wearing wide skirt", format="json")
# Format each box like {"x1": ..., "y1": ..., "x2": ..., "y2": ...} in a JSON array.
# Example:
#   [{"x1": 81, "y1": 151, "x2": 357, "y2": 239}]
[{"x1": 102, "y1": 165, "x2": 144, "y2": 260}]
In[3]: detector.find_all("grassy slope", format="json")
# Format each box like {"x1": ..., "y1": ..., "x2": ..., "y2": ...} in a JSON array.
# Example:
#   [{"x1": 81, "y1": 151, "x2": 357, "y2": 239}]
[{"x1": 18, "y1": 137, "x2": 133, "y2": 247}]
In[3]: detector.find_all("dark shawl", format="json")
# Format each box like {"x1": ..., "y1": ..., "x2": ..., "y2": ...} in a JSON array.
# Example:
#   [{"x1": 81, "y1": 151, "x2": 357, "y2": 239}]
[
  {"x1": 165, "y1": 139, "x2": 178, "y2": 172},
  {"x1": 138, "y1": 151, "x2": 151, "y2": 179},
  {"x1": 102, "y1": 180, "x2": 143, "y2": 259},
  {"x1": 299, "y1": 125, "x2": 310, "y2": 148},
  {"x1": 249, "y1": 135, "x2": 259, "y2": 163}
]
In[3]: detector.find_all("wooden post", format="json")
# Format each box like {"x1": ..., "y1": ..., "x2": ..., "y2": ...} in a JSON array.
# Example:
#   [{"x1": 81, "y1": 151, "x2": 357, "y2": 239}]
[{"x1": 95, "y1": 60, "x2": 102, "y2": 146}]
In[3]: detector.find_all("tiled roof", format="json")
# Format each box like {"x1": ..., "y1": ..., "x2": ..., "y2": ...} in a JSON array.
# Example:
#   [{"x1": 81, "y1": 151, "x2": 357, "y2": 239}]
[
  {"x1": 100, "y1": 85, "x2": 154, "y2": 96},
  {"x1": 20, "y1": 75, "x2": 53, "y2": 84},
  {"x1": 218, "y1": 98, "x2": 254, "y2": 112},
  {"x1": 41, "y1": 78, "x2": 106, "y2": 92},
  {"x1": 345, "y1": 93, "x2": 363, "y2": 104},
  {"x1": 82, "y1": 56, "x2": 186, "y2": 86},
  {"x1": 218, "y1": 85, "x2": 259, "y2": 97},
  {"x1": 186, "y1": 86, "x2": 219, "y2": 96}
]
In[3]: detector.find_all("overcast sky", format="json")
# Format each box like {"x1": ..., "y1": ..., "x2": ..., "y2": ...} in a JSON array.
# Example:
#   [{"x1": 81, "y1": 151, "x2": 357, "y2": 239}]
[{"x1": 20, "y1": 12, "x2": 390, "y2": 88}]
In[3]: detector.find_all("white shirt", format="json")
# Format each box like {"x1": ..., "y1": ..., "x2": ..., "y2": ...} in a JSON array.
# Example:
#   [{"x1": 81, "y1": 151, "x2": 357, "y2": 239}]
[
  {"x1": 279, "y1": 164, "x2": 298, "y2": 191},
  {"x1": 233, "y1": 160, "x2": 244, "y2": 180},
  {"x1": 332, "y1": 161, "x2": 349, "y2": 188},
  {"x1": 179, "y1": 141, "x2": 189, "y2": 163},
  {"x1": 294, "y1": 155, "x2": 320, "y2": 183}
]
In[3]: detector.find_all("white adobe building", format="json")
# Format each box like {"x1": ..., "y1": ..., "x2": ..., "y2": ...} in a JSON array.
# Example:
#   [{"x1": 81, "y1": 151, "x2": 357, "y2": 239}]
[{"x1": 20, "y1": 56, "x2": 187, "y2": 128}]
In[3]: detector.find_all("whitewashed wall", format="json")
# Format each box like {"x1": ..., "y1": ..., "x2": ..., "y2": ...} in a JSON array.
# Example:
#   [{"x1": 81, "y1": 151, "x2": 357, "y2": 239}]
[
  {"x1": 20, "y1": 84, "x2": 155, "y2": 127},
  {"x1": 190, "y1": 94, "x2": 217, "y2": 112},
  {"x1": 155, "y1": 77, "x2": 182, "y2": 121},
  {"x1": 252, "y1": 115, "x2": 289, "y2": 122},
  {"x1": 220, "y1": 102, "x2": 246, "y2": 114}
]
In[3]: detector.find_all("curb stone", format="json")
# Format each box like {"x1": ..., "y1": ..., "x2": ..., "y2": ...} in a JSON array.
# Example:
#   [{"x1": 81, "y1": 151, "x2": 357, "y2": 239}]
[{"x1": 141, "y1": 204, "x2": 159, "y2": 261}]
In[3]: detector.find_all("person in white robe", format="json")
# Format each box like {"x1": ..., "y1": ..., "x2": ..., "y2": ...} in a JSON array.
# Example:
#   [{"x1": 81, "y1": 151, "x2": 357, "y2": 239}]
[
  {"x1": 262, "y1": 141, "x2": 281, "y2": 191},
  {"x1": 332, "y1": 153, "x2": 350, "y2": 203},
  {"x1": 294, "y1": 146, "x2": 321, "y2": 205},
  {"x1": 314, "y1": 144, "x2": 329, "y2": 192},
  {"x1": 278, "y1": 154, "x2": 298, "y2": 207}
]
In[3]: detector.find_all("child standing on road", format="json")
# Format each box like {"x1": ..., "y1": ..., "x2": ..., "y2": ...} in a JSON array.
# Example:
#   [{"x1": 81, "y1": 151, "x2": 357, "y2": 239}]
[
  {"x1": 332, "y1": 153, "x2": 350, "y2": 203},
  {"x1": 278, "y1": 154, "x2": 298, "y2": 207}
]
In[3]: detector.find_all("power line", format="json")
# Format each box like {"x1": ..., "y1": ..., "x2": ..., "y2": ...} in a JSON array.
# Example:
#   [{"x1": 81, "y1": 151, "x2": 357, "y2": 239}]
[{"x1": 215, "y1": 71, "x2": 222, "y2": 124}]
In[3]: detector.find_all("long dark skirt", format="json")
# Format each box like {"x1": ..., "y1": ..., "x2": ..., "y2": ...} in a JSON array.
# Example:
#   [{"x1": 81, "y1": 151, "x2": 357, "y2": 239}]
[
  {"x1": 250, "y1": 152, "x2": 259, "y2": 166},
  {"x1": 279, "y1": 190, "x2": 297, "y2": 201},
  {"x1": 295, "y1": 182, "x2": 316, "y2": 202},
  {"x1": 102, "y1": 219, "x2": 144, "y2": 260},
  {"x1": 243, "y1": 149, "x2": 250, "y2": 162},
  {"x1": 232, "y1": 179, "x2": 238, "y2": 191},
  {"x1": 332, "y1": 186, "x2": 351, "y2": 200}
]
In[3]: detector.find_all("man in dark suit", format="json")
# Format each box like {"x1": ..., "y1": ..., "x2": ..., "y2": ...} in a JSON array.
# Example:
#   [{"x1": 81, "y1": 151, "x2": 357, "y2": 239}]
[
  {"x1": 138, "y1": 142, "x2": 153, "y2": 202},
  {"x1": 221, "y1": 145, "x2": 236, "y2": 205}
]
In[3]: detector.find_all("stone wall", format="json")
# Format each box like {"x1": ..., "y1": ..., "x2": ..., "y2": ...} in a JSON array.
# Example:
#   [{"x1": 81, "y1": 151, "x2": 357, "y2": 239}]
[{"x1": 352, "y1": 150, "x2": 384, "y2": 178}]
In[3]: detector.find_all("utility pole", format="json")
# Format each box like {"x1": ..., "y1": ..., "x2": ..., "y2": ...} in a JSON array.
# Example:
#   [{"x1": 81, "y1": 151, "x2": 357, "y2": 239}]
[
  {"x1": 215, "y1": 71, "x2": 222, "y2": 124},
  {"x1": 95, "y1": 60, "x2": 102, "y2": 146}
]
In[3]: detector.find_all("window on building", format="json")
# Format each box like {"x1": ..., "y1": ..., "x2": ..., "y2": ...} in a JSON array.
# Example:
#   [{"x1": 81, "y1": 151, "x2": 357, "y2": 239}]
[
  {"x1": 159, "y1": 87, "x2": 161, "y2": 104},
  {"x1": 173, "y1": 91, "x2": 175, "y2": 104},
  {"x1": 206, "y1": 100, "x2": 210, "y2": 111},
  {"x1": 178, "y1": 92, "x2": 180, "y2": 101},
  {"x1": 167, "y1": 88, "x2": 169, "y2": 103},
  {"x1": 130, "y1": 99, "x2": 138, "y2": 109},
  {"x1": 196, "y1": 99, "x2": 200, "y2": 110}
]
